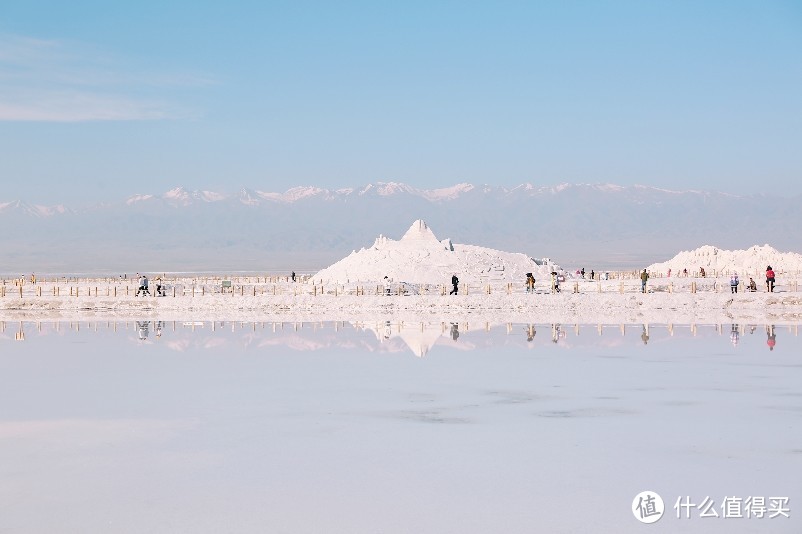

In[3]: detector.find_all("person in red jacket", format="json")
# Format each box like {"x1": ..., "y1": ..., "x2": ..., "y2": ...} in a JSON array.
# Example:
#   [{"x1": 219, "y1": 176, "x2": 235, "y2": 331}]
[{"x1": 766, "y1": 266, "x2": 776, "y2": 292}]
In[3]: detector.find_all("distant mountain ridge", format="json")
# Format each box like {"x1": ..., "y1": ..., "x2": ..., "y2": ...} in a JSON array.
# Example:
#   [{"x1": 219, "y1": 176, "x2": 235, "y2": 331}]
[
  {"x1": 1, "y1": 182, "x2": 799, "y2": 273},
  {"x1": 1, "y1": 182, "x2": 748, "y2": 213}
]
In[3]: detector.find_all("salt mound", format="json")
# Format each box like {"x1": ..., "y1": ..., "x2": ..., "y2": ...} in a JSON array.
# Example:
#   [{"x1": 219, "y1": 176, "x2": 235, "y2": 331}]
[
  {"x1": 312, "y1": 219, "x2": 564, "y2": 284},
  {"x1": 648, "y1": 244, "x2": 802, "y2": 276}
]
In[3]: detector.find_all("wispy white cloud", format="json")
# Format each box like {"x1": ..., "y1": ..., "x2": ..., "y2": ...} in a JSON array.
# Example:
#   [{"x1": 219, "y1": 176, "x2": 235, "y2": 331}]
[{"x1": 0, "y1": 33, "x2": 211, "y2": 122}]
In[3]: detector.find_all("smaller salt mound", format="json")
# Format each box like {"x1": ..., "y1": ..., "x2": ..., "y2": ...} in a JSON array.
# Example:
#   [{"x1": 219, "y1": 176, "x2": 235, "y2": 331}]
[
  {"x1": 312, "y1": 219, "x2": 564, "y2": 284},
  {"x1": 648, "y1": 244, "x2": 802, "y2": 275}
]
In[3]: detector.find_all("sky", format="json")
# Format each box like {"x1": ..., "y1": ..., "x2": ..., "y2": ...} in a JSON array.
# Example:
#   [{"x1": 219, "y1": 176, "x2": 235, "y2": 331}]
[{"x1": 1, "y1": 0, "x2": 801, "y2": 205}]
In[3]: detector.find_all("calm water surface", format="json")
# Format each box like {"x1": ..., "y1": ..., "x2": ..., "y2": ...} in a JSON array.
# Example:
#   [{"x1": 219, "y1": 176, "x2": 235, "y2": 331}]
[{"x1": 1, "y1": 321, "x2": 799, "y2": 533}]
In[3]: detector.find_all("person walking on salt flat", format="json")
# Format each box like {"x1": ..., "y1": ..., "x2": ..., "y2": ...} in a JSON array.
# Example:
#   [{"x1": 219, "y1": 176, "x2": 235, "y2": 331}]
[
  {"x1": 551, "y1": 272, "x2": 561, "y2": 293},
  {"x1": 450, "y1": 274, "x2": 459, "y2": 295},
  {"x1": 525, "y1": 273, "x2": 535, "y2": 293},
  {"x1": 136, "y1": 274, "x2": 150, "y2": 296},
  {"x1": 640, "y1": 269, "x2": 649, "y2": 293},
  {"x1": 730, "y1": 272, "x2": 739, "y2": 294}
]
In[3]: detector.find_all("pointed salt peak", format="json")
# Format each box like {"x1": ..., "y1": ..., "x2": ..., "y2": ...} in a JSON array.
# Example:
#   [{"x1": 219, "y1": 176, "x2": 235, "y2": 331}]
[
  {"x1": 372, "y1": 234, "x2": 391, "y2": 249},
  {"x1": 401, "y1": 219, "x2": 439, "y2": 242}
]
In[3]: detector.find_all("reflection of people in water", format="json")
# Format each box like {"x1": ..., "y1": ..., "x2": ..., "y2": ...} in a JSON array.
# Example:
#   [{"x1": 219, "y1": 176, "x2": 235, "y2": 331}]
[
  {"x1": 730, "y1": 324, "x2": 740, "y2": 347},
  {"x1": 641, "y1": 325, "x2": 649, "y2": 345},
  {"x1": 155, "y1": 321, "x2": 163, "y2": 338},
  {"x1": 766, "y1": 324, "x2": 776, "y2": 351},
  {"x1": 384, "y1": 320, "x2": 391, "y2": 339},
  {"x1": 551, "y1": 324, "x2": 562, "y2": 343},
  {"x1": 450, "y1": 323, "x2": 459, "y2": 341},
  {"x1": 137, "y1": 320, "x2": 150, "y2": 341},
  {"x1": 526, "y1": 324, "x2": 536, "y2": 342}
]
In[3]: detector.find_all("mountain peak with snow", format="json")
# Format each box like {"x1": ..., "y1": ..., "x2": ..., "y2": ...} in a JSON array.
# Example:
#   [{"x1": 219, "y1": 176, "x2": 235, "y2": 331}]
[{"x1": 0, "y1": 200, "x2": 69, "y2": 217}]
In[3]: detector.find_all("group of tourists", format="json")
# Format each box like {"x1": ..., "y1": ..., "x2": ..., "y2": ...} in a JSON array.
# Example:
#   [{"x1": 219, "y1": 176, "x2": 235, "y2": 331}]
[
  {"x1": 134, "y1": 273, "x2": 165, "y2": 297},
  {"x1": 644, "y1": 266, "x2": 776, "y2": 294},
  {"x1": 729, "y1": 267, "x2": 775, "y2": 293}
]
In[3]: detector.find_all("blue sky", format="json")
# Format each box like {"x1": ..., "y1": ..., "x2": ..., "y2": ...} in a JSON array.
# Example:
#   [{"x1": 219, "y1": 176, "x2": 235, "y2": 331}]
[{"x1": 1, "y1": 1, "x2": 801, "y2": 204}]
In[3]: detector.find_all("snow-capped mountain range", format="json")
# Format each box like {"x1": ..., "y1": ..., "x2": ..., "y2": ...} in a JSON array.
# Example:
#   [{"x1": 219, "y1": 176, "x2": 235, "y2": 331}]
[{"x1": 1, "y1": 182, "x2": 799, "y2": 273}]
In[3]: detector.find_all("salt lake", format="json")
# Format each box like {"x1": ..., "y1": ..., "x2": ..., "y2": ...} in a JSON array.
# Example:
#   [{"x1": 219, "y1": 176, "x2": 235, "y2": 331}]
[{"x1": 1, "y1": 320, "x2": 799, "y2": 533}]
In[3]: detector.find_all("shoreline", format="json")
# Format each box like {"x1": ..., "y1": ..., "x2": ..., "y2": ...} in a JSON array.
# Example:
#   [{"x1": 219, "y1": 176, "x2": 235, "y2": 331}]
[{"x1": 2, "y1": 292, "x2": 801, "y2": 325}]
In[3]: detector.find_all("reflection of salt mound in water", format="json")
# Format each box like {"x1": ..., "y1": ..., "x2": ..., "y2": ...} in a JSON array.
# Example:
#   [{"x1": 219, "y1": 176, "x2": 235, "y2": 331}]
[
  {"x1": 313, "y1": 219, "x2": 565, "y2": 284},
  {"x1": 363, "y1": 321, "x2": 447, "y2": 357}
]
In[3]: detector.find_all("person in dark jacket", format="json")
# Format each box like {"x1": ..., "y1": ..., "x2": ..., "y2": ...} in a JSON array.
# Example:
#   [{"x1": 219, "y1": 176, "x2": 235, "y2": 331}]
[
  {"x1": 449, "y1": 274, "x2": 459, "y2": 295},
  {"x1": 747, "y1": 277, "x2": 757, "y2": 292}
]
